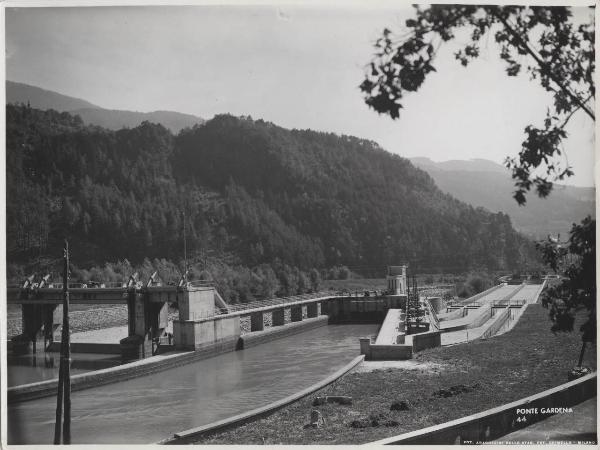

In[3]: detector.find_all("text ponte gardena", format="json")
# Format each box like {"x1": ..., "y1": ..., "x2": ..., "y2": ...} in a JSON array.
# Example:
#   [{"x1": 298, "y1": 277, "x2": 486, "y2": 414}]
[{"x1": 516, "y1": 407, "x2": 573, "y2": 415}]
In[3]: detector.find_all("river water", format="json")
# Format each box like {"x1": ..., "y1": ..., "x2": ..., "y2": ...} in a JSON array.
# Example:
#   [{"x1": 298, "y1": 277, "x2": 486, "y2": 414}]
[
  {"x1": 8, "y1": 323, "x2": 377, "y2": 444},
  {"x1": 7, "y1": 353, "x2": 123, "y2": 386}
]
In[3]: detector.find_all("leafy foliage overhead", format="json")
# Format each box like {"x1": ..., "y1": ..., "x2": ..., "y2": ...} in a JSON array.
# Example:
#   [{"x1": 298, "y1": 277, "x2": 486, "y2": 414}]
[{"x1": 360, "y1": 5, "x2": 594, "y2": 204}]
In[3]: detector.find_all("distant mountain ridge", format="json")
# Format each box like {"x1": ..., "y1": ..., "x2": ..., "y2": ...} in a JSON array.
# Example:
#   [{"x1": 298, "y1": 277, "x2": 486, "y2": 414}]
[
  {"x1": 69, "y1": 107, "x2": 204, "y2": 133},
  {"x1": 6, "y1": 80, "x2": 204, "y2": 133},
  {"x1": 6, "y1": 80, "x2": 100, "y2": 111},
  {"x1": 409, "y1": 157, "x2": 508, "y2": 174},
  {"x1": 410, "y1": 157, "x2": 595, "y2": 239}
]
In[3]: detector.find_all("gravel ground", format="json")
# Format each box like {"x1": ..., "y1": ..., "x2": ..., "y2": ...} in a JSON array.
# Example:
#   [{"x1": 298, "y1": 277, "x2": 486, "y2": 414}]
[{"x1": 7, "y1": 304, "x2": 129, "y2": 338}]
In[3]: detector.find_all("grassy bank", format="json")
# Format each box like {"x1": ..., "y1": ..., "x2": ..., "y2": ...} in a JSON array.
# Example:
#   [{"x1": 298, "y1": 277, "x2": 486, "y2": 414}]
[{"x1": 194, "y1": 304, "x2": 596, "y2": 445}]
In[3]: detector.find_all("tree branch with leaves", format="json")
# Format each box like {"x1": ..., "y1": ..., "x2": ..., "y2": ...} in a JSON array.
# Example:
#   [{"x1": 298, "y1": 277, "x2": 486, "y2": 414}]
[
  {"x1": 360, "y1": 5, "x2": 596, "y2": 367},
  {"x1": 360, "y1": 5, "x2": 594, "y2": 204}
]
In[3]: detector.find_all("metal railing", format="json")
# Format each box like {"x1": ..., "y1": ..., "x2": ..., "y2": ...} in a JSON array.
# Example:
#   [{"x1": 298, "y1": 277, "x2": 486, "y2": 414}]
[
  {"x1": 492, "y1": 299, "x2": 527, "y2": 307},
  {"x1": 189, "y1": 310, "x2": 222, "y2": 320},
  {"x1": 186, "y1": 280, "x2": 213, "y2": 289},
  {"x1": 222, "y1": 291, "x2": 333, "y2": 314},
  {"x1": 49, "y1": 283, "x2": 89, "y2": 289}
]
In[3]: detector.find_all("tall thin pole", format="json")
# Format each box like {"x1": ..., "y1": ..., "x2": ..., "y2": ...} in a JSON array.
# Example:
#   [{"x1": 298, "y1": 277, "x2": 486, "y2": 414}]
[
  {"x1": 54, "y1": 339, "x2": 64, "y2": 444},
  {"x1": 54, "y1": 240, "x2": 71, "y2": 444},
  {"x1": 62, "y1": 240, "x2": 71, "y2": 444},
  {"x1": 183, "y1": 211, "x2": 187, "y2": 275}
]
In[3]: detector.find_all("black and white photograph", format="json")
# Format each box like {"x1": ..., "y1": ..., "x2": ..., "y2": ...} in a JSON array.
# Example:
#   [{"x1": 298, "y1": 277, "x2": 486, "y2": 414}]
[{"x1": 2, "y1": 0, "x2": 597, "y2": 446}]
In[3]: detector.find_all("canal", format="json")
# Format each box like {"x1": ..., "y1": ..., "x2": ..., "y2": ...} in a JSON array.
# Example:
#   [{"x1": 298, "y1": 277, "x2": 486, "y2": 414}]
[
  {"x1": 7, "y1": 352, "x2": 122, "y2": 386},
  {"x1": 8, "y1": 323, "x2": 378, "y2": 444}
]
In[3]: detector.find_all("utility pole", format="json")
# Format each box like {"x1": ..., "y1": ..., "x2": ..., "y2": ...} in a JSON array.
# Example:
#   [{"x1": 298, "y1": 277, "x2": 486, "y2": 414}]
[
  {"x1": 54, "y1": 240, "x2": 71, "y2": 444},
  {"x1": 183, "y1": 211, "x2": 187, "y2": 276}
]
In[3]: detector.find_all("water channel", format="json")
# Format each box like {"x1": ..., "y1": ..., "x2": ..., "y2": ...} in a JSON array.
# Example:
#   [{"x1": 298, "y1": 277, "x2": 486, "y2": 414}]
[
  {"x1": 8, "y1": 323, "x2": 378, "y2": 444},
  {"x1": 7, "y1": 353, "x2": 122, "y2": 386}
]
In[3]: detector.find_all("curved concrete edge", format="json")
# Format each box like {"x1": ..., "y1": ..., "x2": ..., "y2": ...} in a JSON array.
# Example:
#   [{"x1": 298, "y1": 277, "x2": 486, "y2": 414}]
[
  {"x1": 7, "y1": 337, "x2": 239, "y2": 403},
  {"x1": 159, "y1": 354, "x2": 366, "y2": 444},
  {"x1": 367, "y1": 372, "x2": 597, "y2": 445}
]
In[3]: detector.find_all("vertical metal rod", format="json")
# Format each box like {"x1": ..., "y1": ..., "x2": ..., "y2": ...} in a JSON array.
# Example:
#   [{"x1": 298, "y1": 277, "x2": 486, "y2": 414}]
[
  {"x1": 53, "y1": 349, "x2": 64, "y2": 444},
  {"x1": 183, "y1": 211, "x2": 187, "y2": 275},
  {"x1": 62, "y1": 240, "x2": 71, "y2": 444},
  {"x1": 577, "y1": 342, "x2": 586, "y2": 367},
  {"x1": 54, "y1": 241, "x2": 70, "y2": 444}
]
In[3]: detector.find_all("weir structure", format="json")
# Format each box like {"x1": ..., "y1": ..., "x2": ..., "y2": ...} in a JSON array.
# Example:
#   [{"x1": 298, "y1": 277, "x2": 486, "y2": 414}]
[
  {"x1": 7, "y1": 265, "x2": 459, "y2": 363},
  {"x1": 7, "y1": 273, "x2": 228, "y2": 360}
]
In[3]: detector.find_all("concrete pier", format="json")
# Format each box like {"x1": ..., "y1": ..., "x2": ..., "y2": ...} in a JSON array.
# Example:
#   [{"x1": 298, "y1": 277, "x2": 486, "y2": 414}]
[
  {"x1": 290, "y1": 306, "x2": 303, "y2": 322},
  {"x1": 272, "y1": 308, "x2": 285, "y2": 326},
  {"x1": 11, "y1": 304, "x2": 62, "y2": 355},
  {"x1": 173, "y1": 287, "x2": 241, "y2": 351},
  {"x1": 307, "y1": 303, "x2": 318, "y2": 318},
  {"x1": 250, "y1": 312, "x2": 264, "y2": 332},
  {"x1": 120, "y1": 289, "x2": 170, "y2": 360}
]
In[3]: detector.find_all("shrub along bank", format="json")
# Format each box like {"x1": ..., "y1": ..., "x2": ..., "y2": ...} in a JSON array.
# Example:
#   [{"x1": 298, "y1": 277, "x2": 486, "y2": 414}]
[{"x1": 193, "y1": 304, "x2": 596, "y2": 445}]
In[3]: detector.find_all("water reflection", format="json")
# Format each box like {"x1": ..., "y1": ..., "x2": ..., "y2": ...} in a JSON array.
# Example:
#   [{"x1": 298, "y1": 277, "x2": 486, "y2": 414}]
[
  {"x1": 8, "y1": 324, "x2": 377, "y2": 444},
  {"x1": 7, "y1": 353, "x2": 122, "y2": 387}
]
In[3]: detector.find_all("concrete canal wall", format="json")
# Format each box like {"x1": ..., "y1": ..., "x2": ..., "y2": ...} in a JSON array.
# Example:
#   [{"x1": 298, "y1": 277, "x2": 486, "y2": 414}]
[
  {"x1": 409, "y1": 330, "x2": 442, "y2": 352},
  {"x1": 481, "y1": 307, "x2": 513, "y2": 340}
]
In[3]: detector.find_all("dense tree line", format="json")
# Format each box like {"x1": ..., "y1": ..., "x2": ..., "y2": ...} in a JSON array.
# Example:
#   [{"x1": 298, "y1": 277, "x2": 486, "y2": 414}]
[
  {"x1": 6, "y1": 104, "x2": 538, "y2": 302},
  {"x1": 174, "y1": 114, "x2": 536, "y2": 270}
]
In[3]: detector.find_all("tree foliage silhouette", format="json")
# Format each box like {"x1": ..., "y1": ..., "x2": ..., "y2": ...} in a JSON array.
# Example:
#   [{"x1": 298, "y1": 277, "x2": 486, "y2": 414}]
[
  {"x1": 537, "y1": 216, "x2": 595, "y2": 365},
  {"x1": 360, "y1": 5, "x2": 594, "y2": 205}
]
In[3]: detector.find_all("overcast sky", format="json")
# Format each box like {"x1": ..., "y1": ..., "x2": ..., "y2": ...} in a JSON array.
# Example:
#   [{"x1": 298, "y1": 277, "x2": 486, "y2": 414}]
[{"x1": 5, "y1": 4, "x2": 595, "y2": 186}]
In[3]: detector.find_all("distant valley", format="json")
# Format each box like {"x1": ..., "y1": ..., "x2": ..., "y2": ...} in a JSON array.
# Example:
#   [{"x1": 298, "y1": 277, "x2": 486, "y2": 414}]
[{"x1": 410, "y1": 157, "x2": 595, "y2": 239}]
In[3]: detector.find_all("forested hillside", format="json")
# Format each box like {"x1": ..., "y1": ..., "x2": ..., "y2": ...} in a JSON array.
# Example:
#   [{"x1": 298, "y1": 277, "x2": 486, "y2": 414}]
[
  {"x1": 6, "y1": 104, "x2": 538, "y2": 301},
  {"x1": 411, "y1": 157, "x2": 595, "y2": 239}
]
